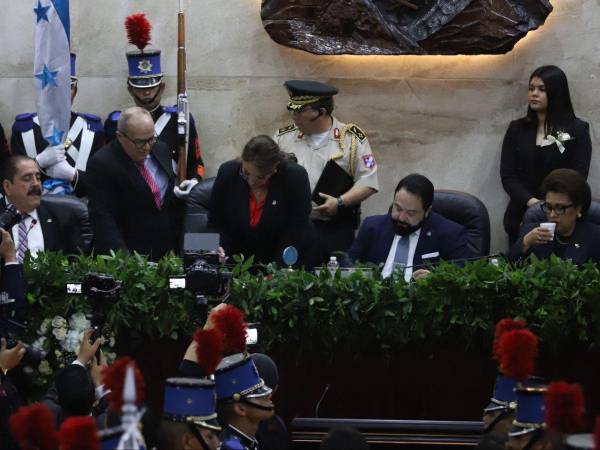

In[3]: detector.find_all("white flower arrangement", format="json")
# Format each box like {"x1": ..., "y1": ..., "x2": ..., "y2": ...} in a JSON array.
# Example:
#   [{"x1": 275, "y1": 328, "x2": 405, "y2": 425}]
[
  {"x1": 541, "y1": 130, "x2": 573, "y2": 154},
  {"x1": 30, "y1": 312, "x2": 117, "y2": 386}
]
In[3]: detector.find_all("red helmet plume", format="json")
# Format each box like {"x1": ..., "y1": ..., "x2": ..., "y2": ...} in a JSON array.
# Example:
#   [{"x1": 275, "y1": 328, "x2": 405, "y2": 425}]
[
  {"x1": 493, "y1": 318, "x2": 526, "y2": 360},
  {"x1": 58, "y1": 416, "x2": 100, "y2": 450},
  {"x1": 125, "y1": 13, "x2": 152, "y2": 51},
  {"x1": 9, "y1": 403, "x2": 59, "y2": 450},
  {"x1": 103, "y1": 357, "x2": 145, "y2": 414},
  {"x1": 210, "y1": 305, "x2": 248, "y2": 355},
  {"x1": 194, "y1": 327, "x2": 224, "y2": 375},
  {"x1": 545, "y1": 382, "x2": 585, "y2": 434},
  {"x1": 498, "y1": 328, "x2": 538, "y2": 380}
]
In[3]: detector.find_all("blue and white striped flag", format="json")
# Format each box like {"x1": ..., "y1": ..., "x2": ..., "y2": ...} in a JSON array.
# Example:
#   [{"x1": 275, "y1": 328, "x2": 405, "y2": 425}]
[{"x1": 33, "y1": 0, "x2": 70, "y2": 146}]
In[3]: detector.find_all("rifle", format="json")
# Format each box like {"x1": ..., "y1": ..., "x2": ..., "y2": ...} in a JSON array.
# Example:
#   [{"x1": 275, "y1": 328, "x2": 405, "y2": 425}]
[{"x1": 176, "y1": 0, "x2": 189, "y2": 184}]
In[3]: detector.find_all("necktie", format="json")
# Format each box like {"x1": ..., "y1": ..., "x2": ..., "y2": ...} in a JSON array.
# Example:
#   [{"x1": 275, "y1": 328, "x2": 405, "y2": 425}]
[
  {"x1": 393, "y1": 235, "x2": 410, "y2": 268},
  {"x1": 136, "y1": 160, "x2": 162, "y2": 209},
  {"x1": 16, "y1": 214, "x2": 29, "y2": 263}
]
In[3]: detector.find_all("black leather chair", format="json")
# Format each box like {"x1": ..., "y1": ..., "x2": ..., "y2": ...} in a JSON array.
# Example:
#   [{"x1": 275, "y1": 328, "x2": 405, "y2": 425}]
[
  {"x1": 522, "y1": 199, "x2": 600, "y2": 227},
  {"x1": 183, "y1": 177, "x2": 215, "y2": 233},
  {"x1": 40, "y1": 194, "x2": 93, "y2": 254},
  {"x1": 431, "y1": 190, "x2": 490, "y2": 257}
]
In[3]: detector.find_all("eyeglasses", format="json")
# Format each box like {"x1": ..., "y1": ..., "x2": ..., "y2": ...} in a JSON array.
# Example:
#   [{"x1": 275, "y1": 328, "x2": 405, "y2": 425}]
[
  {"x1": 540, "y1": 202, "x2": 574, "y2": 215},
  {"x1": 122, "y1": 133, "x2": 158, "y2": 149},
  {"x1": 239, "y1": 166, "x2": 275, "y2": 182}
]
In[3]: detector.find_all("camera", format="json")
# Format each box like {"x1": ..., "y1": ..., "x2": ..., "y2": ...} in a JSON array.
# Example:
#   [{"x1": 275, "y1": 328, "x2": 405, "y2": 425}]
[
  {"x1": 170, "y1": 233, "x2": 232, "y2": 298},
  {"x1": 182, "y1": 251, "x2": 231, "y2": 297},
  {"x1": 0, "y1": 205, "x2": 22, "y2": 242},
  {"x1": 0, "y1": 292, "x2": 45, "y2": 367},
  {"x1": 66, "y1": 273, "x2": 122, "y2": 359}
]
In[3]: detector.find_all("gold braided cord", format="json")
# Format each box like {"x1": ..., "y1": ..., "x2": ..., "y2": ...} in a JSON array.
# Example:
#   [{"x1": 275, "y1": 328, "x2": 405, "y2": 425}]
[{"x1": 339, "y1": 123, "x2": 359, "y2": 177}]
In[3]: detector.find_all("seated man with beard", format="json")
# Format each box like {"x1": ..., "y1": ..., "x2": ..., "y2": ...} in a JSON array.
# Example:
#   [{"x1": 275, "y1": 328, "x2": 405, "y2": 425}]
[{"x1": 347, "y1": 173, "x2": 473, "y2": 281}]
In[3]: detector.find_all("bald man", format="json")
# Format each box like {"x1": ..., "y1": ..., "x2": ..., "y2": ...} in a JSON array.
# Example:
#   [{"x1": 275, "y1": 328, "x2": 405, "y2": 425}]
[{"x1": 86, "y1": 107, "x2": 182, "y2": 261}]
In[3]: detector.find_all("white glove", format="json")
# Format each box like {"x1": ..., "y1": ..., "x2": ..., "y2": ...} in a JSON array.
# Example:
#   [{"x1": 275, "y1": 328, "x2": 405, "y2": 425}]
[
  {"x1": 35, "y1": 144, "x2": 66, "y2": 169},
  {"x1": 173, "y1": 179, "x2": 199, "y2": 199},
  {"x1": 46, "y1": 160, "x2": 77, "y2": 182}
]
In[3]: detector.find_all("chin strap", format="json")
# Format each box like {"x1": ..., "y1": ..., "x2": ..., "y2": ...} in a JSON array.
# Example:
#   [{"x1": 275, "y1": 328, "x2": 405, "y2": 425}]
[
  {"x1": 484, "y1": 409, "x2": 510, "y2": 433},
  {"x1": 133, "y1": 90, "x2": 162, "y2": 110},
  {"x1": 241, "y1": 398, "x2": 275, "y2": 412},
  {"x1": 522, "y1": 429, "x2": 543, "y2": 450},
  {"x1": 189, "y1": 423, "x2": 211, "y2": 450}
]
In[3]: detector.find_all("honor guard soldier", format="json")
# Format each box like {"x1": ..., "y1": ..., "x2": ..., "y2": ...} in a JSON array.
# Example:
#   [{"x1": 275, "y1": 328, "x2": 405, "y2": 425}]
[
  {"x1": 10, "y1": 53, "x2": 104, "y2": 197},
  {"x1": 216, "y1": 353, "x2": 275, "y2": 450},
  {"x1": 104, "y1": 13, "x2": 205, "y2": 198},
  {"x1": 274, "y1": 80, "x2": 379, "y2": 255},
  {"x1": 157, "y1": 378, "x2": 221, "y2": 450}
]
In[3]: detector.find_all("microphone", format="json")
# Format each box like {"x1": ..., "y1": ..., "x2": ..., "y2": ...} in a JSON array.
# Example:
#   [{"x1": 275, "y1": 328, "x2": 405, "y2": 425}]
[
  {"x1": 315, "y1": 383, "x2": 331, "y2": 418},
  {"x1": 27, "y1": 219, "x2": 38, "y2": 235}
]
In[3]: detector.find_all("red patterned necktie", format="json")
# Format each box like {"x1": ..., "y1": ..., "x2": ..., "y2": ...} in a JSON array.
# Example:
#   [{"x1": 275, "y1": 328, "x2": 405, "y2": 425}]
[
  {"x1": 136, "y1": 160, "x2": 162, "y2": 209},
  {"x1": 16, "y1": 213, "x2": 29, "y2": 263}
]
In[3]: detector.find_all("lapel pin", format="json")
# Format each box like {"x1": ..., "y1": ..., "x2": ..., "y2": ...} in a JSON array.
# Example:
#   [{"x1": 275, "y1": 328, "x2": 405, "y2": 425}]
[
  {"x1": 426, "y1": 231, "x2": 431, "y2": 237},
  {"x1": 574, "y1": 243, "x2": 580, "y2": 249},
  {"x1": 272, "y1": 200, "x2": 277, "y2": 205},
  {"x1": 47, "y1": 218, "x2": 52, "y2": 223}
]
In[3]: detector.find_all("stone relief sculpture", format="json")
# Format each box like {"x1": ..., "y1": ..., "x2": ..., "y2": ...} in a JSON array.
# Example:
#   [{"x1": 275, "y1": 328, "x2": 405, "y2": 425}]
[{"x1": 261, "y1": 0, "x2": 553, "y2": 55}]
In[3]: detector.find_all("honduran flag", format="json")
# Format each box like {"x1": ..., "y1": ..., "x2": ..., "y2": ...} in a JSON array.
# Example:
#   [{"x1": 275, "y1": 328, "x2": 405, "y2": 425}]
[{"x1": 33, "y1": 0, "x2": 70, "y2": 146}]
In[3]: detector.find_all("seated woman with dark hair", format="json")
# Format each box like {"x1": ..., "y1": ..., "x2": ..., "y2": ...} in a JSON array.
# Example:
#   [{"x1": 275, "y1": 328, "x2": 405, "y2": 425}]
[
  {"x1": 508, "y1": 168, "x2": 600, "y2": 264},
  {"x1": 208, "y1": 135, "x2": 319, "y2": 269}
]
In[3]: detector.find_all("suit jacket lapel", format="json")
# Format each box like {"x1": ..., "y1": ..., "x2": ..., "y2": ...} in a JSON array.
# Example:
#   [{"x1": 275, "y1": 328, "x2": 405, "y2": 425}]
[
  {"x1": 413, "y1": 215, "x2": 434, "y2": 266},
  {"x1": 37, "y1": 204, "x2": 57, "y2": 252}
]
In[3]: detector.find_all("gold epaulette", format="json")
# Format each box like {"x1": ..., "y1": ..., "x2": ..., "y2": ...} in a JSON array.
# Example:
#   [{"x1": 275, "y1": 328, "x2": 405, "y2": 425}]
[{"x1": 277, "y1": 124, "x2": 298, "y2": 136}]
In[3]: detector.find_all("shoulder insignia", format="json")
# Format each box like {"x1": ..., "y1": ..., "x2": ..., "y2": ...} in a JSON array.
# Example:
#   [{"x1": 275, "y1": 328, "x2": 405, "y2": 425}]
[
  {"x1": 80, "y1": 113, "x2": 104, "y2": 132},
  {"x1": 12, "y1": 113, "x2": 37, "y2": 133},
  {"x1": 108, "y1": 110, "x2": 121, "y2": 122},
  {"x1": 15, "y1": 113, "x2": 36, "y2": 121},
  {"x1": 347, "y1": 124, "x2": 367, "y2": 142},
  {"x1": 277, "y1": 124, "x2": 297, "y2": 136},
  {"x1": 80, "y1": 113, "x2": 101, "y2": 122},
  {"x1": 164, "y1": 105, "x2": 177, "y2": 114}
]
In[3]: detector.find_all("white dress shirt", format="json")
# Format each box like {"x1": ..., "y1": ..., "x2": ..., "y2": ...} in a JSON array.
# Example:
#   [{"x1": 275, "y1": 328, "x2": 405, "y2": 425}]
[
  {"x1": 381, "y1": 229, "x2": 421, "y2": 281},
  {"x1": 11, "y1": 208, "x2": 44, "y2": 258}
]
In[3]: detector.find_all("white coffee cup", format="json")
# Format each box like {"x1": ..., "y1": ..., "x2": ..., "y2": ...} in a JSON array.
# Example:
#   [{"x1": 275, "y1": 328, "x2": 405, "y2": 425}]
[{"x1": 540, "y1": 222, "x2": 556, "y2": 240}]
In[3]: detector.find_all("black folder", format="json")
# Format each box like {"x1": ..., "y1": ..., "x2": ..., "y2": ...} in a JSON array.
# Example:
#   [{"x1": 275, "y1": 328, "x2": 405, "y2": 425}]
[{"x1": 311, "y1": 160, "x2": 354, "y2": 205}]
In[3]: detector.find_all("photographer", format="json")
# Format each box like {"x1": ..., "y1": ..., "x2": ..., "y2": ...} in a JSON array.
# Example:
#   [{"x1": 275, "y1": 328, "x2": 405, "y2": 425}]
[
  {"x1": 0, "y1": 228, "x2": 27, "y2": 450},
  {"x1": 0, "y1": 228, "x2": 26, "y2": 321},
  {"x1": 41, "y1": 329, "x2": 108, "y2": 427}
]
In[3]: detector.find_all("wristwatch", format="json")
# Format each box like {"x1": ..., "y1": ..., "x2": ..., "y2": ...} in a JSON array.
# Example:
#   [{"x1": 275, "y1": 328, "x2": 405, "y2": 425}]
[{"x1": 337, "y1": 196, "x2": 345, "y2": 209}]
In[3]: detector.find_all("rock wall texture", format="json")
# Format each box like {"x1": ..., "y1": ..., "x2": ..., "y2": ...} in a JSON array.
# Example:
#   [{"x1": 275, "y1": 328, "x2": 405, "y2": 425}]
[
  {"x1": 262, "y1": 0, "x2": 553, "y2": 55},
  {"x1": 0, "y1": 0, "x2": 597, "y2": 252}
]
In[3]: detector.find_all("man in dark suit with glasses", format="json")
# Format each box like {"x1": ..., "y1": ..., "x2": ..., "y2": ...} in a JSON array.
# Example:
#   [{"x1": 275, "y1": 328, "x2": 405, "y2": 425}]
[{"x1": 87, "y1": 107, "x2": 182, "y2": 261}]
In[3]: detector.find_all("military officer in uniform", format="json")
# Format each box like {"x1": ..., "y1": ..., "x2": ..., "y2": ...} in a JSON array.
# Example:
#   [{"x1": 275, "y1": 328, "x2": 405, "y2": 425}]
[
  {"x1": 10, "y1": 53, "x2": 104, "y2": 197},
  {"x1": 104, "y1": 40, "x2": 205, "y2": 198},
  {"x1": 274, "y1": 80, "x2": 379, "y2": 255}
]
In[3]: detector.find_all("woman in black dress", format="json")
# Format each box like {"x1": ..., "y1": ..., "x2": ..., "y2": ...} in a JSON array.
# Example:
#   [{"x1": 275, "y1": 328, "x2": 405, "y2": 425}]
[
  {"x1": 209, "y1": 135, "x2": 319, "y2": 269},
  {"x1": 500, "y1": 65, "x2": 592, "y2": 244}
]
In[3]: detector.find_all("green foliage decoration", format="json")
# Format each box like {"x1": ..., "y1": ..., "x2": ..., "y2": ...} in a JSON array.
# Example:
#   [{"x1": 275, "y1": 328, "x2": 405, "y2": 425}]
[{"x1": 18, "y1": 251, "x2": 600, "y2": 357}]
